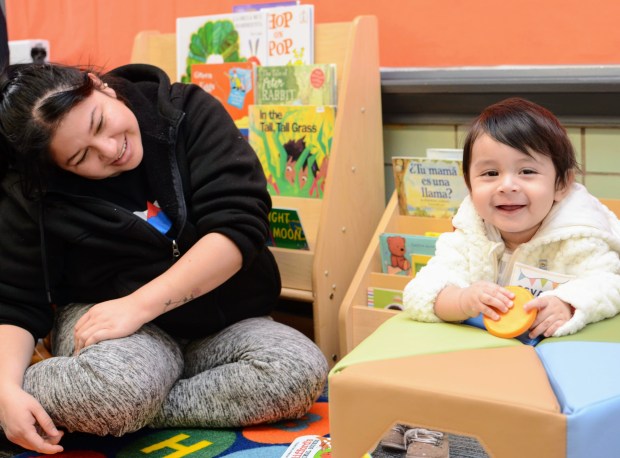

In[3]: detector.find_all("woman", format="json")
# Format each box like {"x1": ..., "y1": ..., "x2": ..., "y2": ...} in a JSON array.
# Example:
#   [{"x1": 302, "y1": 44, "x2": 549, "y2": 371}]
[{"x1": 0, "y1": 62, "x2": 328, "y2": 454}]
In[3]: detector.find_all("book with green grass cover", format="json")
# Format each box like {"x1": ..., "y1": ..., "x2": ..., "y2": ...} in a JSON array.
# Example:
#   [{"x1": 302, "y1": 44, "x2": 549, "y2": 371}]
[
  {"x1": 249, "y1": 105, "x2": 335, "y2": 198},
  {"x1": 255, "y1": 63, "x2": 337, "y2": 106}
]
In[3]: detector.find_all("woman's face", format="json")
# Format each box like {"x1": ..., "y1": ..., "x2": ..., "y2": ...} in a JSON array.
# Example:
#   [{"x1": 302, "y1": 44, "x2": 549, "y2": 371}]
[{"x1": 49, "y1": 85, "x2": 143, "y2": 180}]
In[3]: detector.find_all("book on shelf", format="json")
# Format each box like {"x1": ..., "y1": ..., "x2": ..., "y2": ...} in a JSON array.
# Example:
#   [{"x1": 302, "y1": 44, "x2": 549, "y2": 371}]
[
  {"x1": 393, "y1": 156, "x2": 468, "y2": 218},
  {"x1": 176, "y1": 11, "x2": 267, "y2": 82},
  {"x1": 367, "y1": 286, "x2": 404, "y2": 310},
  {"x1": 248, "y1": 104, "x2": 335, "y2": 198},
  {"x1": 255, "y1": 63, "x2": 337, "y2": 106},
  {"x1": 266, "y1": 207, "x2": 309, "y2": 250},
  {"x1": 263, "y1": 4, "x2": 314, "y2": 66},
  {"x1": 426, "y1": 148, "x2": 463, "y2": 160},
  {"x1": 190, "y1": 61, "x2": 255, "y2": 137},
  {"x1": 233, "y1": 1, "x2": 299, "y2": 13},
  {"x1": 176, "y1": 5, "x2": 313, "y2": 83},
  {"x1": 378, "y1": 232, "x2": 438, "y2": 276}
]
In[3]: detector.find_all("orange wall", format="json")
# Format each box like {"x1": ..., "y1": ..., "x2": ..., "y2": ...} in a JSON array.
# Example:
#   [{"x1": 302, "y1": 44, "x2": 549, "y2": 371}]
[{"x1": 7, "y1": 0, "x2": 620, "y2": 71}]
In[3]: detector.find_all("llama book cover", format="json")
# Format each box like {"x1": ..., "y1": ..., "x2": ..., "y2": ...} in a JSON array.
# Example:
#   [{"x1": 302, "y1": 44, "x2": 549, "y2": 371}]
[
  {"x1": 255, "y1": 63, "x2": 337, "y2": 106},
  {"x1": 248, "y1": 104, "x2": 335, "y2": 198},
  {"x1": 190, "y1": 61, "x2": 255, "y2": 136},
  {"x1": 176, "y1": 11, "x2": 267, "y2": 82},
  {"x1": 393, "y1": 156, "x2": 468, "y2": 218}
]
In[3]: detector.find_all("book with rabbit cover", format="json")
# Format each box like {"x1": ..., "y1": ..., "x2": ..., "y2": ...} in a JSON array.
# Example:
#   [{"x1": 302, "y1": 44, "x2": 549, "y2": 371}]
[{"x1": 255, "y1": 63, "x2": 337, "y2": 106}]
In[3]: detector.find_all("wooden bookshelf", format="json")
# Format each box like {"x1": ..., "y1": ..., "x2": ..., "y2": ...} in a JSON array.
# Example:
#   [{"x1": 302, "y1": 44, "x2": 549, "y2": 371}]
[
  {"x1": 339, "y1": 191, "x2": 453, "y2": 354},
  {"x1": 131, "y1": 15, "x2": 386, "y2": 366}
]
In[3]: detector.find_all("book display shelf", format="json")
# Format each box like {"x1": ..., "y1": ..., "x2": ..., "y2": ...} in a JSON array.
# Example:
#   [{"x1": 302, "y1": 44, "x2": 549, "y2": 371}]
[
  {"x1": 131, "y1": 15, "x2": 386, "y2": 366},
  {"x1": 338, "y1": 191, "x2": 453, "y2": 354}
]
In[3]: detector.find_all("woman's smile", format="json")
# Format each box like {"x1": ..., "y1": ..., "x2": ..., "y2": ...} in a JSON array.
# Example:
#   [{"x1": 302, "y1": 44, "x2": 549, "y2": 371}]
[{"x1": 49, "y1": 87, "x2": 143, "y2": 180}]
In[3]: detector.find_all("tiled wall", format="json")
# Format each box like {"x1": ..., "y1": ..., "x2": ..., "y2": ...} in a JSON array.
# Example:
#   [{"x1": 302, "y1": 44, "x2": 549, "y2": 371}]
[{"x1": 382, "y1": 124, "x2": 620, "y2": 203}]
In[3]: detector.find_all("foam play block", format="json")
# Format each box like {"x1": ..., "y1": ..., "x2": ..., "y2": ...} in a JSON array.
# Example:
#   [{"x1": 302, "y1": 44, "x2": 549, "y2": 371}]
[
  {"x1": 330, "y1": 346, "x2": 565, "y2": 458},
  {"x1": 332, "y1": 312, "x2": 520, "y2": 373},
  {"x1": 536, "y1": 341, "x2": 620, "y2": 458}
]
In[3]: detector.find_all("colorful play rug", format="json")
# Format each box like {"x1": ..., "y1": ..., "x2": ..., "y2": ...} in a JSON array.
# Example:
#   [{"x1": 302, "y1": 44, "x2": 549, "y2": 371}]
[{"x1": 0, "y1": 395, "x2": 329, "y2": 458}]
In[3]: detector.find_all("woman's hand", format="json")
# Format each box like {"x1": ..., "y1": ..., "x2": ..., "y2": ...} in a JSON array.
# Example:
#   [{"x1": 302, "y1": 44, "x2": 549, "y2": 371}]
[
  {"x1": 73, "y1": 297, "x2": 151, "y2": 354},
  {"x1": 0, "y1": 385, "x2": 63, "y2": 454},
  {"x1": 524, "y1": 296, "x2": 573, "y2": 338},
  {"x1": 458, "y1": 281, "x2": 515, "y2": 320},
  {"x1": 73, "y1": 233, "x2": 243, "y2": 354}
]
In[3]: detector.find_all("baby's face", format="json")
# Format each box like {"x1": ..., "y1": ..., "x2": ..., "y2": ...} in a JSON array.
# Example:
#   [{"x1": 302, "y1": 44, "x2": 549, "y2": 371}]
[{"x1": 468, "y1": 133, "x2": 568, "y2": 250}]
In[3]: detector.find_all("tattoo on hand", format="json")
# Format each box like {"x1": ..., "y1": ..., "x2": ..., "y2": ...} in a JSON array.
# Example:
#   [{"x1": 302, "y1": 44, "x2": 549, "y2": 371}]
[{"x1": 164, "y1": 294, "x2": 195, "y2": 311}]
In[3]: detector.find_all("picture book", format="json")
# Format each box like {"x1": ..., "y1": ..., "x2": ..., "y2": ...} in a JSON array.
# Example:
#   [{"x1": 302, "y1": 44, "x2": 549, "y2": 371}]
[
  {"x1": 379, "y1": 232, "x2": 438, "y2": 276},
  {"x1": 508, "y1": 262, "x2": 575, "y2": 298},
  {"x1": 233, "y1": 1, "x2": 299, "y2": 13},
  {"x1": 249, "y1": 105, "x2": 336, "y2": 198},
  {"x1": 280, "y1": 435, "x2": 331, "y2": 458},
  {"x1": 190, "y1": 61, "x2": 255, "y2": 136},
  {"x1": 426, "y1": 148, "x2": 463, "y2": 160},
  {"x1": 367, "y1": 286, "x2": 404, "y2": 310},
  {"x1": 255, "y1": 63, "x2": 337, "y2": 106},
  {"x1": 176, "y1": 11, "x2": 267, "y2": 82},
  {"x1": 263, "y1": 4, "x2": 314, "y2": 66},
  {"x1": 267, "y1": 207, "x2": 309, "y2": 250},
  {"x1": 393, "y1": 156, "x2": 468, "y2": 218}
]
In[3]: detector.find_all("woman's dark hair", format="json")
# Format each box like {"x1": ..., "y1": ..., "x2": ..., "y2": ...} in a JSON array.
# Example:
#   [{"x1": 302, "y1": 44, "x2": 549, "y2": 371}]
[
  {"x1": 462, "y1": 97, "x2": 578, "y2": 190},
  {"x1": 0, "y1": 63, "x2": 103, "y2": 198}
]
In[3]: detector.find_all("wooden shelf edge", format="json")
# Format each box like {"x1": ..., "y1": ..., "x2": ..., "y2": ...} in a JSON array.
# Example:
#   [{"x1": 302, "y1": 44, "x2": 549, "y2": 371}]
[{"x1": 280, "y1": 287, "x2": 314, "y2": 302}]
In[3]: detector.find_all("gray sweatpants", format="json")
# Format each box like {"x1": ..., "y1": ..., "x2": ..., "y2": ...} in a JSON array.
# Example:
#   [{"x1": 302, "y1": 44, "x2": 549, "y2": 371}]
[{"x1": 22, "y1": 304, "x2": 328, "y2": 436}]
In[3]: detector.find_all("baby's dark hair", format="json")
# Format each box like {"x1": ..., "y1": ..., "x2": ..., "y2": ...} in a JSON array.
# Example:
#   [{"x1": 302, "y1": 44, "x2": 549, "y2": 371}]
[
  {"x1": 0, "y1": 63, "x2": 102, "y2": 197},
  {"x1": 462, "y1": 97, "x2": 578, "y2": 190}
]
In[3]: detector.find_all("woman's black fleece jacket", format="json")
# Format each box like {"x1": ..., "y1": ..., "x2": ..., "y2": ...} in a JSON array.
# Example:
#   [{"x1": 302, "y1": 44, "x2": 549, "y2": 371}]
[{"x1": 0, "y1": 63, "x2": 281, "y2": 340}]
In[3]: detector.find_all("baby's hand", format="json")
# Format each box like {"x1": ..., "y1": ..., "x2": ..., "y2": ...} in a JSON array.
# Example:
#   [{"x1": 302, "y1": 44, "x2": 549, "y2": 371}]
[
  {"x1": 459, "y1": 281, "x2": 514, "y2": 320},
  {"x1": 524, "y1": 296, "x2": 573, "y2": 338}
]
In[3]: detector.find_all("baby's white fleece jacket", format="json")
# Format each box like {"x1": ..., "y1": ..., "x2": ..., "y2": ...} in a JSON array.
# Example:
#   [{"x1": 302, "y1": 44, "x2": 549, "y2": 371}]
[{"x1": 403, "y1": 183, "x2": 620, "y2": 336}]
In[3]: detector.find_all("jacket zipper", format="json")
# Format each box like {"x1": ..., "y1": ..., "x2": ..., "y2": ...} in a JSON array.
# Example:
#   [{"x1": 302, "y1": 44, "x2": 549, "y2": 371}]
[
  {"x1": 172, "y1": 239, "x2": 181, "y2": 259},
  {"x1": 497, "y1": 246, "x2": 522, "y2": 286}
]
